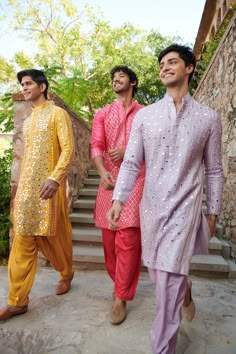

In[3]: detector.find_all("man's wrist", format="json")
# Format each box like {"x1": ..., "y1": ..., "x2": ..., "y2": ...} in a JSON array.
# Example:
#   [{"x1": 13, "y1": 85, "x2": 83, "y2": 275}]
[
  {"x1": 47, "y1": 178, "x2": 59, "y2": 186},
  {"x1": 97, "y1": 167, "x2": 106, "y2": 176},
  {"x1": 112, "y1": 199, "x2": 123, "y2": 207},
  {"x1": 207, "y1": 214, "x2": 217, "y2": 221}
]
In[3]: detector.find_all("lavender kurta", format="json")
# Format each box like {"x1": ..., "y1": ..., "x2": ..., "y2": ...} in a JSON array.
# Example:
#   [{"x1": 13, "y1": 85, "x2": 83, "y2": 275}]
[{"x1": 113, "y1": 93, "x2": 224, "y2": 275}]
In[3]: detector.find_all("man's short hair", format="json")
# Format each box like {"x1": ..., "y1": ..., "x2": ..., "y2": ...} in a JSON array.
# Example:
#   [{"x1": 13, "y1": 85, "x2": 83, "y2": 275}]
[
  {"x1": 110, "y1": 65, "x2": 138, "y2": 96},
  {"x1": 158, "y1": 44, "x2": 196, "y2": 82},
  {"x1": 17, "y1": 69, "x2": 49, "y2": 99}
]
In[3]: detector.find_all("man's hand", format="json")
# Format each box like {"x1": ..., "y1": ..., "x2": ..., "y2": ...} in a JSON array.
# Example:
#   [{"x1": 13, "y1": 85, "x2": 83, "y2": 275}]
[
  {"x1": 106, "y1": 200, "x2": 123, "y2": 230},
  {"x1": 40, "y1": 179, "x2": 59, "y2": 200},
  {"x1": 108, "y1": 148, "x2": 125, "y2": 162},
  {"x1": 100, "y1": 170, "x2": 115, "y2": 190},
  {"x1": 207, "y1": 214, "x2": 217, "y2": 237}
]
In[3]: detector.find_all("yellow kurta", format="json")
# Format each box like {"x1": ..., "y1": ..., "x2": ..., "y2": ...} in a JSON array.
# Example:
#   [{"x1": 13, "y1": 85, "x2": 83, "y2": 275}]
[{"x1": 13, "y1": 101, "x2": 74, "y2": 237}]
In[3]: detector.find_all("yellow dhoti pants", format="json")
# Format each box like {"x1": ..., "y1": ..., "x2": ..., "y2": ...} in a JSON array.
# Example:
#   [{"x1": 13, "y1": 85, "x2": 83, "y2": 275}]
[{"x1": 8, "y1": 218, "x2": 73, "y2": 307}]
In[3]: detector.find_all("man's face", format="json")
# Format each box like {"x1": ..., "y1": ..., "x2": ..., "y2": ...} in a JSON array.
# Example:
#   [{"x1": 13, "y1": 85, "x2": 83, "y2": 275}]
[
  {"x1": 20, "y1": 75, "x2": 45, "y2": 101},
  {"x1": 112, "y1": 71, "x2": 133, "y2": 94},
  {"x1": 159, "y1": 51, "x2": 193, "y2": 88}
]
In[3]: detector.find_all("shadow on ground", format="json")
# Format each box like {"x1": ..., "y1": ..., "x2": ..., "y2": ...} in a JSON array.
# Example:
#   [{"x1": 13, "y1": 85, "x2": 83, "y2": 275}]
[{"x1": 0, "y1": 267, "x2": 236, "y2": 354}]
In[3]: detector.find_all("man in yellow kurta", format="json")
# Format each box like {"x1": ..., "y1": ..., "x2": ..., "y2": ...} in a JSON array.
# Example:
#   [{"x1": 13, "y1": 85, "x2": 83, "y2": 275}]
[{"x1": 0, "y1": 69, "x2": 75, "y2": 321}]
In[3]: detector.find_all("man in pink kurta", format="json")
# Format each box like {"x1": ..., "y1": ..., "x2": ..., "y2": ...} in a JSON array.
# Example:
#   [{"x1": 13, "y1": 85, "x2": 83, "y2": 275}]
[
  {"x1": 107, "y1": 46, "x2": 224, "y2": 353},
  {"x1": 91, "y1": 66, "x2": 144, "y2": 325}
]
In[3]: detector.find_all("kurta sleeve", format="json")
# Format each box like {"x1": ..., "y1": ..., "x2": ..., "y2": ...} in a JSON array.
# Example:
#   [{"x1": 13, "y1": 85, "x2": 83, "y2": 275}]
[
  {"x1": 91, "y1": 109, "x2": 106, "y2": 159},
  {"x1": 48, "y1": 109, "x2": 75, "y2": 184},
  {"x1": 112, "y1": 111, "x2": 144, "y2": 204},
  {"x1": 203, "y1": 111, "x2": 224, "y2": 215}
]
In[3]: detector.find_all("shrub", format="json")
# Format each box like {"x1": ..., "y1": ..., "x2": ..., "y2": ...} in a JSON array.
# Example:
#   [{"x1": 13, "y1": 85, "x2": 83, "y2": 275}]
[{"x1": 0, "y1": 147, "x2": 12, "y2": 257}]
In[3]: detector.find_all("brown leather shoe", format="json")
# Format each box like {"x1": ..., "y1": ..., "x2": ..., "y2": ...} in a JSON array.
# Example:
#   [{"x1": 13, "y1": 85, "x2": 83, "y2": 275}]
[
  {"x1": 110, "y1": 300, "x2": 127, "y2": 325},
  {"x1": 0, "y1": 305, "x2": 28, "y2": 321},
  {"x1": 56, "y1": 272, "x2": 74, "y2": 295}
]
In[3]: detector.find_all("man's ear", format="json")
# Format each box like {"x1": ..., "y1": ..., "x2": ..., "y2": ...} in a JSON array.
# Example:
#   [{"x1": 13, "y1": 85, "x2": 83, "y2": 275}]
[
  {"x1": 130, "y1": 80, "x2": 137, "y2": 86},
  {"x1": 186, "y1": 64, "x2": 194, "y2": 75},
  {"x1": 40, "y1": 83, "x2": 47, "y2": 93}
]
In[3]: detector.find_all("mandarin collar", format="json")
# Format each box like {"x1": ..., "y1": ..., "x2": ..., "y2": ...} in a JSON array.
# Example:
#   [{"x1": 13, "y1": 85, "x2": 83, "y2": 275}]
[
  {"x1": 115, "y1": 99, "x2": 136, "y2": 113},
  {"x1": 164, "y1": 92, "x2": 191, "y2": 105},
  {"x1": 32, "y1": 100, "x2": 50, "y2": 111},
  {"x1": 115, "y1": 99, "x2": 135, "y2": 107}
]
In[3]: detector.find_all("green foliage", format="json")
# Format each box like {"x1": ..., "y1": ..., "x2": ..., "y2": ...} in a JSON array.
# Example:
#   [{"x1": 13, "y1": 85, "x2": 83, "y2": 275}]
[
  {"x1": 14, "y1": 51, "x2": 34, "y2": 69},
  {"x1": 0, "y1": 147, "x2": 12, "y2": 257},
  {"x1": 0, "y1": 93, "x2": 14, "y2": 133},
  {"x1": 0, "y1": 92, "x2": 14, "y2": 259},
  {"x1": 1, "y1": 0, "x2": 180, "y2": 122},
  {"x1": 0, "y1": 56, "x2": 15, "y2": 85},
  {"x1": 0, "y1": 57, "x2": 14, "y2": 259},
  {"x1": 0, "y1": 139, "x2": 11, "y2": 157},
  {"x1": 194, "y1": 6, "x2": 236, "y2": 86}
]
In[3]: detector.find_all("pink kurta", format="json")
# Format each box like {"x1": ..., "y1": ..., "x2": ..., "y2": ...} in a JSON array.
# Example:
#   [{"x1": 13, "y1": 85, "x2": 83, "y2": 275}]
[{"x1": 91, "y1": 100, "x2": 145, "y2": 229}]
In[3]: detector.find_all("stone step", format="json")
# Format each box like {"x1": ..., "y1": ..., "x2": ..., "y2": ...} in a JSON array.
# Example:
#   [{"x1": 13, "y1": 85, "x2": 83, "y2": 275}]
[
  {"x1": 88, "y1": 169, "x2": 99, "y2": 176},
  {"x1": 190, "y1": 254, "x2": 229, "y2": 277},
  {"x1": 70, "y1": 212, "x2": 94, "y2": 224},
  {"x1": 227, "y1": 259, "x2": 236, "y2": 279},
  {"x1": 71, "y1": 233, "x2": 229, "y2": 277},
  {"x1": 72, "y1": 244, "x2": 105, "y2": 270},
  {"x1": 83, "y1": 178, "x2": 100, "y2": 186},
  {"x1": 73, "y1": 244, "x2": 104, "y2": 257},
  {"x1": 72, "y1": 243, "x2": 148, "y2": 271},
  {"x1": 215, "y1": 223, "x2": 223, "y2": 238},
  {"x1": 72, "y1": 228, "x2": 102, "y2": 243},
  {"x1": 71, "y1": 227, "x2": 229, "y2": 259},
  {"x1": 72, "y1": 246, "x2": 230, "y2": 276},
  {"x1": 221, "y1": 239, "x2": 231, "y2": 259},
  {"x1": 208, "y1": 236, "x2": 231, "y2": 258},
  {"x1": 73, "y1": 199, "x2": 95, "y2": 209},
  {"x1": 79, "y1": 188, "x2": 98, "y2": 197},
  {"x1": 208, "y1": 236, "x2": 222, "y2": 255}
]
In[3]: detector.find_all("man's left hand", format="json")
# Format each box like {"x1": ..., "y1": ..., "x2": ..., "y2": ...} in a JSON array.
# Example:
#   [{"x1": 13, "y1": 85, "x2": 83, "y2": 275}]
[
  {"x1": 108, "y1": 148, "x2": 125, "y2": 162},
  {"x1": 207, "y1": 214, "x2": 217, "y2": 237},
  {"x1": 40, "y1": 179, "x2": 59, "y2": 200},
  {"x1": 106, "y1": 200, "x2": 123, "y2": 230}
]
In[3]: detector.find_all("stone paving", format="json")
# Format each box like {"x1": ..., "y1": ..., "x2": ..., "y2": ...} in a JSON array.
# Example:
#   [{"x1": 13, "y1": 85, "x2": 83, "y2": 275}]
[{"x1": 0, "y1": 266, "x2": 236, "y2": 354}]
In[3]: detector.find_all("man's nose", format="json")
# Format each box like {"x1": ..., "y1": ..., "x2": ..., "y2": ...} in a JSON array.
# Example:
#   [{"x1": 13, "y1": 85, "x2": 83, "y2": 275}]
[{"x1": 163, "y1": 64, "x2": 170, "y2": 72}]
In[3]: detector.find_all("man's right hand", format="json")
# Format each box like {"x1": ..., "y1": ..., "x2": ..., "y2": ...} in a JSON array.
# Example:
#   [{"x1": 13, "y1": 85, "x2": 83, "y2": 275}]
[
  {"x1": 207, "y1": 214, "x2": 217, "y2": 237},
  {"x1": 106, "y1": 200, "x2": 123, "y2": 230},
  {"x1": 100, "y1": 170, "x2": 115, "y2": 190},
  {"x1": 40, "y1": 179, "x2": 59, "y2": 200}
]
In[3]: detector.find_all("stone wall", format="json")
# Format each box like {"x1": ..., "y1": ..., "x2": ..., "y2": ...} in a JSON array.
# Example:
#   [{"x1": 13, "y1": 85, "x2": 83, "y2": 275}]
[
  {"x1": 11, "y1": 93, "x2": 92, "y2": 213},
  {"x1": 194, "y1": 14, "x2": 236, "y2": 258}
]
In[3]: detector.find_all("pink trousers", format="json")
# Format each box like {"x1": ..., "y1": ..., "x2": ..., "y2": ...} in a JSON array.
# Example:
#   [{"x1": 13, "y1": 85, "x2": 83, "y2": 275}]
[
  {"x1": 149, "y1": 269, "x2": 188, "y2": 354},
  {"x1": 102, "y1": 227, "x2": 141, "y2": 301}
]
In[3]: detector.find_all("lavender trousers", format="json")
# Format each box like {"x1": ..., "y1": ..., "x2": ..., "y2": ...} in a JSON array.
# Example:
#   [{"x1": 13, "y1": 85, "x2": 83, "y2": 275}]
[{"x1": 148, "y1": 269, "x2": 188, "y2": 354}]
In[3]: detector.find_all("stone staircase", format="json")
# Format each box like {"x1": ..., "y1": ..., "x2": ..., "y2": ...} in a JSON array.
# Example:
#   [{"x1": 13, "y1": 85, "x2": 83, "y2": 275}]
[
  {"x1": 70, "y1": 169, "x2": 236, "y2": 278},
  {"x1": 70, "y1": 169, "x2": 105, "y2": 270}
]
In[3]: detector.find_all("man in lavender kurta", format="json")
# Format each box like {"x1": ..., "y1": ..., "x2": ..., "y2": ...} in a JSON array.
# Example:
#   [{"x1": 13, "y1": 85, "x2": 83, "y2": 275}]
[{"x1": 107, "y1": 45, "x2": 224, "y2": 353}]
